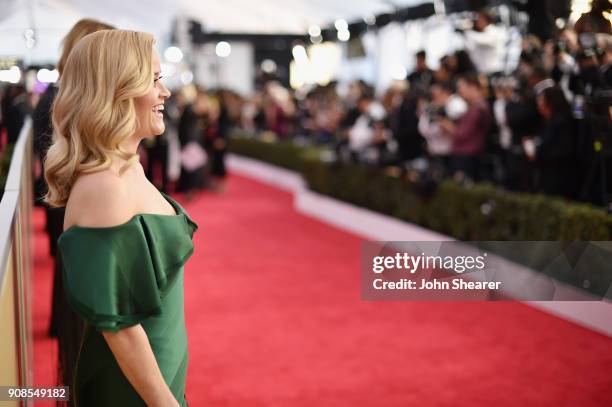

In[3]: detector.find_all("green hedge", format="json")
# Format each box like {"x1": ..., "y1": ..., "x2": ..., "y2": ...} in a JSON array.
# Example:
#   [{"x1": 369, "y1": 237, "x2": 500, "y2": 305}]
[
  {"x1": 231, "y1": 135, "x2": 612, "y2": 241},
  {"x1": 303, "y1": 160, "x2": 612, "y2": 240},
  {"x1": 229, "y1": 134, "x2": 321, "y2": 173}
]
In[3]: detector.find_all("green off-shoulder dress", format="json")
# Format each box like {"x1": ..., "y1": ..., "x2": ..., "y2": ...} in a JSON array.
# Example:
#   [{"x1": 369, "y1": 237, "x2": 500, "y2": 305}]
[{"x1": 57, "y1": 192, "x2": 198, "y2": 407}]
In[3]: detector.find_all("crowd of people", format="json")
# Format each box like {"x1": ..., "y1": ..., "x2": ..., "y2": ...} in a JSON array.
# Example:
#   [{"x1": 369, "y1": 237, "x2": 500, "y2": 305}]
[{"x1": 237, "y1": 8, "x2": 612, "y2": 206}]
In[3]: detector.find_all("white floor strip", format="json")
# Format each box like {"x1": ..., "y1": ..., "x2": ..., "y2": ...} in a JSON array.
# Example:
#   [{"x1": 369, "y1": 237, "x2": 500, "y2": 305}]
[{"x1": 227, "y1": 154, "x2": 612, "y2": 337}]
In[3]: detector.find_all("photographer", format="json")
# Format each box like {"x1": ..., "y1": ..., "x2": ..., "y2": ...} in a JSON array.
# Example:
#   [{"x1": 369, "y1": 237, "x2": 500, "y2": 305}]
[
  {"x1": 439, "y1": 74, "x2": 492, "y2": 181},
  {"x1": 347, "y1": 96, "x2": 394, "y2": 165},
  {"x1": 459, "y1": 10, "x2": 508, "y2": 75},
  {"x1": 525, "y1": 85, "x2": 578, "y2": 199},
  {"x1": 418, "y1": 82, "x2": 467, "y2": 175},
  {"x1": 492, "y1": 76, "x2": 539, "y2": 191}
]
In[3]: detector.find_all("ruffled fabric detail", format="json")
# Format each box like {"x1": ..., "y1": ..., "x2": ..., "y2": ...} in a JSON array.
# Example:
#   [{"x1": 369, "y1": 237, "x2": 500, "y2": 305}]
[{"x1": 58, "y1": 201, "x2": 198, "y2": 332}]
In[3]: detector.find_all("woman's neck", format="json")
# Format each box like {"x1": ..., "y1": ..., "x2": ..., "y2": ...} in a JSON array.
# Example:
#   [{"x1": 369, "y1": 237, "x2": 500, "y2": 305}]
[{"x1": 119, "y1": 134, "x2": 143, "y2": 155}]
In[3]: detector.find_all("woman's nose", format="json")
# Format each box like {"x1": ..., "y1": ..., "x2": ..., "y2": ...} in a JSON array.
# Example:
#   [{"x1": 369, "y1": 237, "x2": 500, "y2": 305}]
[{"x1": 161, "y1": 82, "x2": 171, "y2": 98}]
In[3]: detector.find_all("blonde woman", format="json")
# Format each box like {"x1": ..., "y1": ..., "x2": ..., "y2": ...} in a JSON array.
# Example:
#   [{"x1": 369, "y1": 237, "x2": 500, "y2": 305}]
[
  {"x1": 32, "y1": 19, "x2": 114, "y2": 393},
  {"x1": 44, "y1": 30, "x2": 197, "y2": 407}
]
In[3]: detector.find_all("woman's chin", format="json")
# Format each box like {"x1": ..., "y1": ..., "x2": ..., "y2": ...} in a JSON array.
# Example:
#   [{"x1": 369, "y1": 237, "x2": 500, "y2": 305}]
[{"x1": 151, "y1": 122, "x2": 165, "y2": 136}]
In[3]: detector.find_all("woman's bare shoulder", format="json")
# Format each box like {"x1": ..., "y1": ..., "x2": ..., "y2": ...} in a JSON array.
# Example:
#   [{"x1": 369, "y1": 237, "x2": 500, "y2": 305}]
[{"x1": 64, "y1": 170, "x2": 135, "y2": 230}]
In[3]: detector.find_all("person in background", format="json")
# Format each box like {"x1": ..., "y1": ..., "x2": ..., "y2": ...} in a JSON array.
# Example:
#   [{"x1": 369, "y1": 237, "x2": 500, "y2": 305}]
[
  {"x1": 204, "y1": 91, "x2": 229, "y2": 193},
  {"x1": 574, "y1": 0, "x2": 612, "y2": 36},
  {"x1": 439, "y1": 73, "x2": 492, "y2": 181},
  {"x1": 31, "y1": 18, "x2": 114, "y2": 394},
  {"x1": 492, "y1": 75, "x2": 537, "y2": 191},
  {"x1": 144, "y1": 117, "x2": 170, "y2": 193},
  {"x1": 1, "y1": 84, "x2": 30, "y2": 145},
  {"x1": 528, "y1": 85, "x2": 578, "y2": 199},
  {"x1": 445, "y1": 50, "x2": 477, "y2": 78},
  {"x1": 163, "y1": 90, "x2": 188, "y2": 191},
  {"x1": 336, "y1": 84, "x2": 372, "y2": 161},
  {"x1": 177, "y1": 88, "x2": 208, "y2": 200},
  {"x1": 263, "y1": 81, "x2": 295, "y2": 138},
  {"x1": 460, "y1": 9, "x2": 508, "y2": 75},
  {"x1": 601, "y1": 37, "x2": 612, "y2": 86},
  {"x1": 407, "y1": 50, "x2": 434, "y2": 90},
  {"x1": 390, "y1": 86, "x2": 425, "y2": 165},
  {"x1": 418, "y1": 82, "x2": 468, "y2": 175},
  {"x1": 346, "y1": 93, "x2": 375, "y2": 161}
]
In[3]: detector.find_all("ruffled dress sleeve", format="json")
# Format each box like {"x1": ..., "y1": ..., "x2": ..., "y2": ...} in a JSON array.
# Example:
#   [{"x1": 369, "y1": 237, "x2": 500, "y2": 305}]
[{"x1": 57, "y1": 213, "x2": 197, "y2": 332}]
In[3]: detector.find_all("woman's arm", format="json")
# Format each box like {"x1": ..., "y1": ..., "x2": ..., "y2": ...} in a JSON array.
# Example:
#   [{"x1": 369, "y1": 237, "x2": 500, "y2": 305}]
[{"x1": 102, "y1": 325, "x2": 180, "y2": 407}]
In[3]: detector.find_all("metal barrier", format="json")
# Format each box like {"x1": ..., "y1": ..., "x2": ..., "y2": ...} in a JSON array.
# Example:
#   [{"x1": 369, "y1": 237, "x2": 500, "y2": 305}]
[{"x1": 0, "y1": 118, "x2": 33, "y2": 406}]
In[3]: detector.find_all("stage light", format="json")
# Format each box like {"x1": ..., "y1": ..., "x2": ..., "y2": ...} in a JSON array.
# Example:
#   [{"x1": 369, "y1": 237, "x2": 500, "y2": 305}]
[
  {"x1": 215, "y1": 41, "x2": 232, "y2": 58},
  {"x1": 164, "y1": 46, "x2": 183, "y2": 63}
]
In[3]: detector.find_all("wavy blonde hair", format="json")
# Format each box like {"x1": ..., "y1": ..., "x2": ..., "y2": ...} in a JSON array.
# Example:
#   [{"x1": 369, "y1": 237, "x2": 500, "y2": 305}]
[
  {"x1": 44, "y1": 30, "x2": 155, "y2": 207},
  {"x1": 57, "y1": 18, "x2": 114, "y2": 76}
]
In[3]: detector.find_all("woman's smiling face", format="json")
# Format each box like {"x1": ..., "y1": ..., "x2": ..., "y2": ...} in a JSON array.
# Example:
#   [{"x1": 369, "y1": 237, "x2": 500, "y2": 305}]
[{"x1": 134, "y1": 47, "x2": 170, "y2": 138}]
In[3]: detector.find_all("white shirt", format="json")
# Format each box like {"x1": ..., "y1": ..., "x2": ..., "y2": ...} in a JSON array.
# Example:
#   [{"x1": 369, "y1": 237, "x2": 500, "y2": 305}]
[
  {"x1": 418, "y1": 95, "x2": 468, "y2": 156},
  {"x1": 464, "y1": 24, "x2": 508, "y2": 74},
  {"x1": 349, "y1": 115, "x2": 373, "y2": 151},
  {"x1": 493, "y1": 99, "x2": 512, "y2": 150}
]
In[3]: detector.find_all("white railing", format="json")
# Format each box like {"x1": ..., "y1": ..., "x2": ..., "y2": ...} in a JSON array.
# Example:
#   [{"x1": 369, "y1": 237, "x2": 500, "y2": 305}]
[{"x1": 0, "y1": 118, "x2": 33, "y2": 404}]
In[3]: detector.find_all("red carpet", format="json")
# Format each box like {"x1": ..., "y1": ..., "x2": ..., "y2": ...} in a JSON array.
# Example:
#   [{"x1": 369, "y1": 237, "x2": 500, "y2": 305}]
[{"x1": 33, "y1": 173, "x2": 612, "y2": 406}]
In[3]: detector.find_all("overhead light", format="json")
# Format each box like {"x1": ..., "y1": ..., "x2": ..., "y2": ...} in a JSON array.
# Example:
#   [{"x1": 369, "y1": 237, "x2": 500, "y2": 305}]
[
  {"x1": 0, "y1": 66, "x2": 22, "y2": 83},
  {"x1": 569, "y1": 0, "x2": 592, "y2": 23},
  {"x1": 308, "y1": 25, "x2": 321, "y2": 37},
  {"x1": 215, "y1": 41, "x2": 232, "y2": 58},
  {"x1": 555, "y1": 18, "x2": 566, "y2": 29},
  {"x1": 334, "y1": 19, "x2": 348, "y2": 31},
  {"x1": 24, "y1": 28, "x2": 36, "y2": 49},
  {"x1": 310, "y1": 35, "x2": 323, "y2": 44},
  {"x1": 164, "y1": 46, "x2": 183, "y2": 63},
  {"x1": 337, "y1": 29, "x2": 350, "y2": 42},
  {"x1": 363, "y1": 14, "x2": 376, "y2": 26},
  {"x1": 36, "y1": 68, "x2": 59, "y2": 83},
  {"x1": 292, "y1": 45, "x2": 308, "y2": 63},
  {"x1": 261, "y1": 59, "x2": 277, "y2": 73}
]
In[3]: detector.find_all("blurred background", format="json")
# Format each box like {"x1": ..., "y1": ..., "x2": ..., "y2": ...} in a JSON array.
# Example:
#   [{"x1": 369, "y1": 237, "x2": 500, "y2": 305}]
[{"x1": 0, "y1": 0, "x2": 611, "y2": 406}]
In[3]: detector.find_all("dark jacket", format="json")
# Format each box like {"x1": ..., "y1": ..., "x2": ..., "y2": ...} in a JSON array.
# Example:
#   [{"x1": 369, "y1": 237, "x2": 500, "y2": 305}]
[{"x1": 536, "y1": 114, "x2": 578, "y2": 199}]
